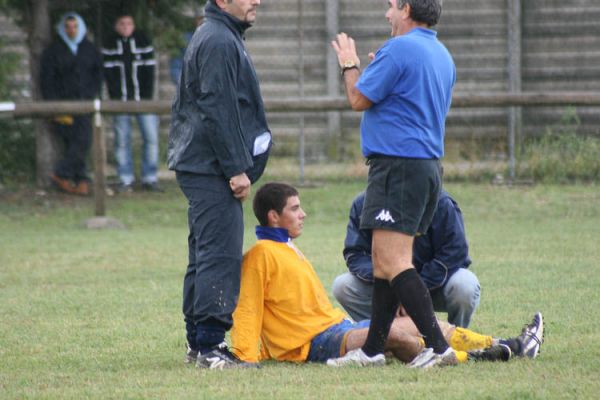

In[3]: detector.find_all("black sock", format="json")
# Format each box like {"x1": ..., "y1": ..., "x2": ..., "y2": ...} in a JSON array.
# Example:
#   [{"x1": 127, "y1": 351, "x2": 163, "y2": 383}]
[
  {"x1": 390, "y1": 269, "x2": 449, "y2": 354},
  {"x1": 361, "y1": 278, "x2": 399, "y2": 357},
  {"x1": 185, "y1": 319, "x2": 198, "y2": 351},
  {"x1": 499, "y1": 338, "x2": 522, "y2": 355}
]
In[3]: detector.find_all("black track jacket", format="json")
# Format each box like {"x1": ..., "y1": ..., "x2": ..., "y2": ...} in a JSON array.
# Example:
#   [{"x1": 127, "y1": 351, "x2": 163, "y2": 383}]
[
  {"x1": 167, "y1": 2, "x2": 271, "y2": 182},
  {"x1": 41, "y1": 38, "x2": 102, "y2": 100}
]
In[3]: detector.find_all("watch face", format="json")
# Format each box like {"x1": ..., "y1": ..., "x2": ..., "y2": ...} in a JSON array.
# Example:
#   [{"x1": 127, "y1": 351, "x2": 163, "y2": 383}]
[{"x1": 343, "y1": 60, "x2": 356, "y2": 68}]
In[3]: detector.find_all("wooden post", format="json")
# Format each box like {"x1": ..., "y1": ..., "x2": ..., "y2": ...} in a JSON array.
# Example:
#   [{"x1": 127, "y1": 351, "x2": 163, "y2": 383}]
[
  {"x1": 508, "y1": 0, "x2": 523, "y2": 181},
  {"x1": 92, "y1": 101, "x2": 106, "y2": 216}
]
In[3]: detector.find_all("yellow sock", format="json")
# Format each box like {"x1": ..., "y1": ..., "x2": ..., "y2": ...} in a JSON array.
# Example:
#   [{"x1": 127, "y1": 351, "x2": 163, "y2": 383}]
[
  {"x1": 455, "y1": 350, "x2": 468, "y2": 363},
  {"x1": 449, "y1": 327, "x2": 493, "y2": 352},
  {"x1": 418, "y1": 334, "x2": 469, "y2": 363}
]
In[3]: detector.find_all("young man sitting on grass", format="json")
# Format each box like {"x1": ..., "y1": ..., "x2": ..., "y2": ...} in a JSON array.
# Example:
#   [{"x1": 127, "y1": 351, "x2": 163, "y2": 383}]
[{"x1": 227, "y1": 182, "x2": 543, "y2": 369}]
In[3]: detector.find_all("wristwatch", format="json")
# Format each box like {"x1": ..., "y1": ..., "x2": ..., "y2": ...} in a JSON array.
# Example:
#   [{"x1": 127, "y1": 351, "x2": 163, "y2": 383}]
[{"x1": 341, "y1": 60, "x2": 359, "y2": 76}]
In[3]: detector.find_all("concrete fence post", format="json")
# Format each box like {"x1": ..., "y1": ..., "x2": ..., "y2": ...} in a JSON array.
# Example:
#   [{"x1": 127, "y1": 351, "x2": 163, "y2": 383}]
[{"x1": 508, "y1": 0, "x2": 523, "y2": 180}]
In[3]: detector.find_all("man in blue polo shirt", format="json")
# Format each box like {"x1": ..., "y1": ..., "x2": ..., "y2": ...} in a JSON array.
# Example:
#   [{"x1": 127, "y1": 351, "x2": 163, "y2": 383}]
[
  {"x1": 330, "y1": 0, "x2": 456, "y2": 368},
  {"x1": 332, "y1": 190, "x2": 480, "y2": 328}
]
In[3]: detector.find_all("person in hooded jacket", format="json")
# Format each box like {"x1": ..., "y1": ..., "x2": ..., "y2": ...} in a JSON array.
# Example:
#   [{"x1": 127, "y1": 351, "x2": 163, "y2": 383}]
[
  {"x1": 41, "y1": 12, "x2": 102, "y2": 195},
  {"x1": 167, "y1": 0, "x2": 271, "y2": 369}
]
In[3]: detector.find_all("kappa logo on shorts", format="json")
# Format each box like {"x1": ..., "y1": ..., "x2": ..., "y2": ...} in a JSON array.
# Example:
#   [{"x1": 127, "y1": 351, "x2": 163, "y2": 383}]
[{"x1": 375, "y1": 209, "x2": 395, "y2": 223}]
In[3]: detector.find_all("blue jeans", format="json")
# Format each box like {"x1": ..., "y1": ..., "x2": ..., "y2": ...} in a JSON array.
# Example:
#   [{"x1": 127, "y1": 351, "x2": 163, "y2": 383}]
[
  {"x1": 113, "y1": 113, "x2": 159, "y2": 185},
  {"x1": 332, "y1": 269, "x2": 480, "y2": 328}
]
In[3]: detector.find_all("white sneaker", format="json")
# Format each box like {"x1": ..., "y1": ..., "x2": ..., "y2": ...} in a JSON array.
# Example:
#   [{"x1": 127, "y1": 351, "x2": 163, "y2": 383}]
[
  {"x1": 326, "y1": 348, "x2": 386, "y2": 367},
  {"x1": 517, "y1": 312, "x2": 544, "y2": 359},
  {"x1": 408, "y1": 347, "x2": 458, "y2": 369}
]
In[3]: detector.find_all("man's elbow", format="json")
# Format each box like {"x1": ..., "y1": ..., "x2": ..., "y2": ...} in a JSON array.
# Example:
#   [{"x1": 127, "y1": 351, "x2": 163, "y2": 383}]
[{"x1": 349, "y1": 96, "x2": 372, "y2": 111}]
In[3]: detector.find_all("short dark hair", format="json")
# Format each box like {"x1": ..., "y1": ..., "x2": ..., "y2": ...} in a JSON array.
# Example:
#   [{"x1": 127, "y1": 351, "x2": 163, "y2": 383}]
[
  {"x1": 399, "y1": 0, "x2": 443, "y2": 27},
  {"x1": 253, "y1": 182, "x2": 299, "y2": 226},
  {"x1": 116, "y1": 14, "x2": 133, "y2": 22}
]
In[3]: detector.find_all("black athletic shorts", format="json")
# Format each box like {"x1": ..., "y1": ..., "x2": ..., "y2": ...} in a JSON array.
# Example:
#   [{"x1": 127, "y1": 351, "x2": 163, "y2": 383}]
[{"x1": 360, "y1": 156, "x2": 442, "y2": 236}]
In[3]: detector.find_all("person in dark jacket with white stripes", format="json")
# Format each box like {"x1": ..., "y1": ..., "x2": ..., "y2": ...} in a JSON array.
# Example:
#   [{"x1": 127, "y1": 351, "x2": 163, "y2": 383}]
[
  {"x1": 102, "y1": 14, "x2": 160, "y2": 192},
  {"x1": 167, "y1": 0, "x2": 270, "y2": 370},
  {"x1": 333, "y1": 190, "x2": 480, "y2": 328}
]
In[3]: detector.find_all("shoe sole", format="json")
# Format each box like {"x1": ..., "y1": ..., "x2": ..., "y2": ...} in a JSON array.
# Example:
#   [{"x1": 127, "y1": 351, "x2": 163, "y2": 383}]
[
  {"x1": 326, "y1": 358, "x2": 386, "y2": 367},
  {"x1": 326, "y1": 349, "x2": 386, "y2": 367}
]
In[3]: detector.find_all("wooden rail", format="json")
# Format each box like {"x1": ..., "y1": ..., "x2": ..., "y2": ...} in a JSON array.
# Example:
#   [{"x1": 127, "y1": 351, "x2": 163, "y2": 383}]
[
  {"x1": 1, "y1": 92, "x2": 599, "y2": 220},
  {"x1": 3, "y1": 92, "x2": 600, "y2": 118}
]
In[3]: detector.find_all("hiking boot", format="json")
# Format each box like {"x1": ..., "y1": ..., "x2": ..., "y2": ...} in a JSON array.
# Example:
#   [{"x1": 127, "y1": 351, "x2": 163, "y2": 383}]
[
  {"x1": 468, "y1": 344, "x2": 512, "y2": 362},
  {"x1": 516, "y1": 312, "x2": 544, "y2": 358},
  {"x1": 196, "y1": 342, "x2": 259, "y2": 370},
  {"x1": 50, "y1": 174, "x2": 78, "y2": 195},
  {"x1": 184, "y1": 343, "x2": 199, "y2": 364},
  {"x1": 74, "y1": 180, "x2": 90, "y2": 196},
  {"x1": 116, "y1": 183, "x2": 134, "y2": 194},
  {"x1": 408, "y1": 347, "x2": 458, "y2": 369},
  {"x1": 326, "y1": 348, "x2": 386, "y2": 367}
]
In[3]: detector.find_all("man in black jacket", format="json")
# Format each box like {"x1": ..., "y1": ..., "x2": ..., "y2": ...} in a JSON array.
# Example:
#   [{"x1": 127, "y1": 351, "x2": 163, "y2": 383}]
[
  {"x1": 102, "y1": 14, "x2": 160, "y2": 192},
  {"x1": 167, "y1": 0, "x2": 270, "y2": 369},
  {"x1": 41, "y1": 13, "x2": 102, "y2": 195}
]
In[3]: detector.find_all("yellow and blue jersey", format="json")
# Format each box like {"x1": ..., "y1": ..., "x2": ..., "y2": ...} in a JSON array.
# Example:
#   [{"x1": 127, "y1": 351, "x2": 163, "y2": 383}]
[{"x1": 231, "y1": 227, "x2": 346, "y2": 363}]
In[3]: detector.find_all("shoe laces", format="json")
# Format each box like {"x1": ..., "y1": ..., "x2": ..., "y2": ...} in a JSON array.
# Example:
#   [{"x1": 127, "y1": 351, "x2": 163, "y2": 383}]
[
  {"x1": 214, "y1": 342, "x2": 245, "y2": 363},
  {"x1": 516, "y1": 320, "x2": 544, "y2": 357},
  {"x1": 521, "y1": 319, "x2": 544, "y2": 344}
]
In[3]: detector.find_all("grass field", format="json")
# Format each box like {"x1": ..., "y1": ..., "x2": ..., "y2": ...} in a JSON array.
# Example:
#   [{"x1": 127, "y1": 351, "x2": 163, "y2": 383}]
[{"x1": 1, "y1": 177, "x2": 599, "y2": 399}]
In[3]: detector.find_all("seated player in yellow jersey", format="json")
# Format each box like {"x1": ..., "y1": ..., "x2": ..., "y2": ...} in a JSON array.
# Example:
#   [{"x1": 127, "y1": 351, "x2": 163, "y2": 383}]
[{"x1": 231, "y1": 182, "x2": 543, "y2": 367}]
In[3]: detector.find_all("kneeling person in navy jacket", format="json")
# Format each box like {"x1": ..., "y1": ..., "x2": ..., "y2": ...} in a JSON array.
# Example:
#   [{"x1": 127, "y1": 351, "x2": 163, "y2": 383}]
[{"x1": 333, "y1": 190, "x2": 480, "y2": 328}]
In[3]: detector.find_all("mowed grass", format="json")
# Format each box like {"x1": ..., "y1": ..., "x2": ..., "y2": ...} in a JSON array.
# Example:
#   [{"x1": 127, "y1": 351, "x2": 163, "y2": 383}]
[{"x1": 1, "y1": 178, "x2": 599, "y2": 399}]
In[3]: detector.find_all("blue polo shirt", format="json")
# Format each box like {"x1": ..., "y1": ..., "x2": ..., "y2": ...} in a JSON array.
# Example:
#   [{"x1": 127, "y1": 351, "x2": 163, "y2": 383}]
[{"x1": 356, "y1": 27, "x2": 455, "y2": 159}]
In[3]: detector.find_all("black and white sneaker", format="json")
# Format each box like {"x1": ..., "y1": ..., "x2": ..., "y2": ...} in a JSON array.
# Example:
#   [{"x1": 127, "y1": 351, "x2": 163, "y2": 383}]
[
  {"x1": 468, "y1": 344, "x2": 512, "y2": 362},
  {"x1": 516, "y1": 312, "x2": 544, "y2": 358},
  {"x1": 196, "y1": 342, "x2": 259, "y2": 370},
  {"x1": 184, "y1": 343, "x2": 199, "y2": 364}
]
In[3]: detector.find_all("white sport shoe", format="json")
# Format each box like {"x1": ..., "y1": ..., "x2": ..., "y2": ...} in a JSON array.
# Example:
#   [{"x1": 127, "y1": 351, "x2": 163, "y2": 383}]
[
  {"x1": 408, "y1": 347, "x2": 458, "y2": 369},
  {"x1": 517, "y1": 312, "x2": 544, "y2": 358},
  {"x1": 326, "y1": 348, "x2": 386, "y2": 367}
]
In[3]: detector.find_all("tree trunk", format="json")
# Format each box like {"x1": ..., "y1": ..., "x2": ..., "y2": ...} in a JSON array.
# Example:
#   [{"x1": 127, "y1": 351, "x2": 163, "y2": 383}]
[{"x1": 27, "y1": 0, "x2": 56, "y2": 187}]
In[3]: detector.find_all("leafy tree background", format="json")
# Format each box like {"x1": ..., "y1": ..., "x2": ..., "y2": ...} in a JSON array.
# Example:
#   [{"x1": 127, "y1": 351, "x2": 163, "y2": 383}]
[
  {"x1": 0, "y1": 36, "x2": 34, "y2": 184},
  {"x1": 0, "y1": 0, "x2": 206, "y2": 186}
]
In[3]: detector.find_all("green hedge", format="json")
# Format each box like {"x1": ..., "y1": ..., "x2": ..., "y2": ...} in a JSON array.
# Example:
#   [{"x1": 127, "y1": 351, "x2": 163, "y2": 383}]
[{"x1": 518, "y1": 107, "x2": 600, "y2": 183}]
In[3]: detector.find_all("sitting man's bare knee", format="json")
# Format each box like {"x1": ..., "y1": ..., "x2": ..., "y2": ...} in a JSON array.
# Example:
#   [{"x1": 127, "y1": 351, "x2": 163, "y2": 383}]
[{"x1": 385, "y1": 330, "x2": 423, "y2": 363}]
